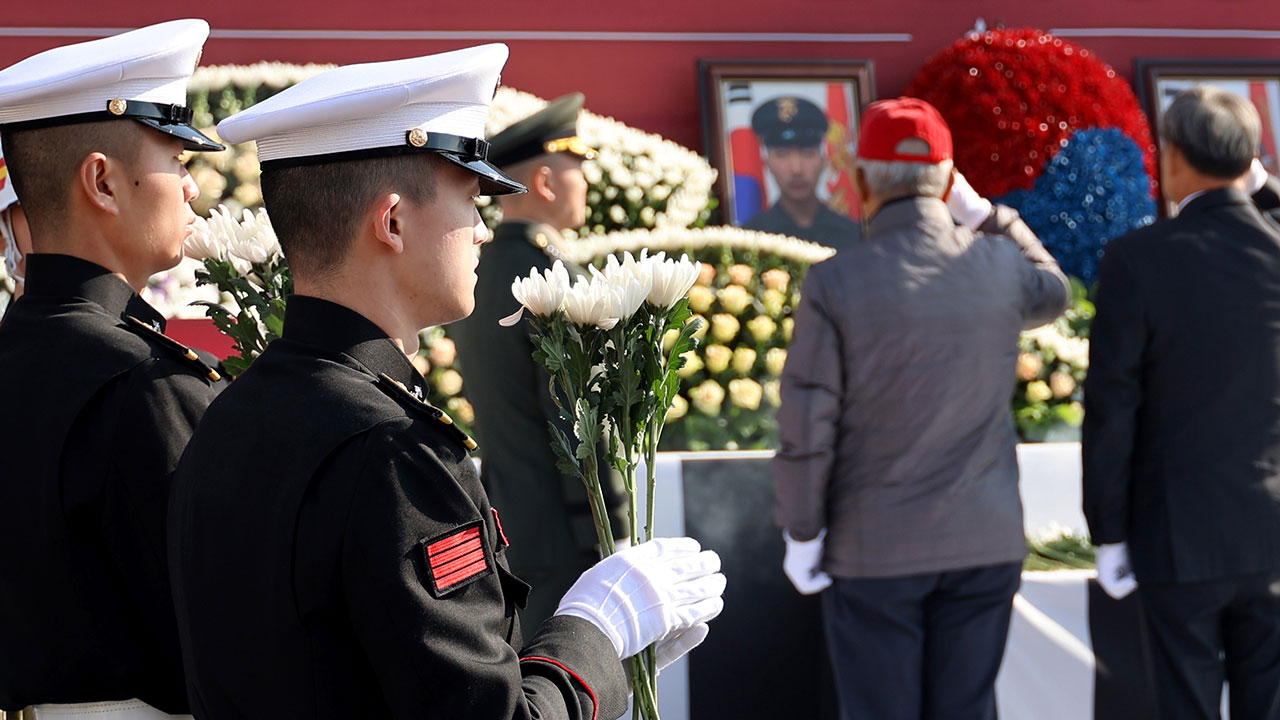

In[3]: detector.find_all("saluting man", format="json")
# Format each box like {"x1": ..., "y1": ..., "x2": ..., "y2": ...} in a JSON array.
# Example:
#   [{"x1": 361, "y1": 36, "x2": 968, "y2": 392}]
[
  {"x1": 451, "y1": 93, "x2": 631, "y2": 631},
  {"x1": 0, "y1": 21, "x2": 226, "y2": 719},
  {"x1": 168, "y1": 45, "x2": 726, "y2": 719}
]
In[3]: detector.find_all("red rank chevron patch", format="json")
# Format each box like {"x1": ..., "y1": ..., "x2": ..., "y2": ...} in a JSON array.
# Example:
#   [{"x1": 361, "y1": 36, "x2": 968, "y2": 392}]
[{"x1": 423, "y1": 522, "x2": 491, "y2": 595}]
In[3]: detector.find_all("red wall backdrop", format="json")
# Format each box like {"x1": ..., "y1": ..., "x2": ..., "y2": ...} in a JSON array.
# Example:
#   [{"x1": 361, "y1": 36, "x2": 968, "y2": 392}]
[{"x1": 3, "y1": 1, "x2": 1280, "y2": 152}]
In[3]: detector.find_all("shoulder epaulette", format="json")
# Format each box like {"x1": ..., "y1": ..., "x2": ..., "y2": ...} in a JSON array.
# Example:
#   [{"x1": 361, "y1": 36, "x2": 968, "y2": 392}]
[
  {"x1": 124, "y1": 316, "x2": 223, "y2": 382},
  {"x1": 376, "y1": 373, "x2": 477, "y2": 451}
]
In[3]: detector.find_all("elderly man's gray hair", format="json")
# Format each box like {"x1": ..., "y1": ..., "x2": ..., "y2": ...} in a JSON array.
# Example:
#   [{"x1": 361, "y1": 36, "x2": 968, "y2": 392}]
[
  {"x1": 1160, "y1": 86, "x2": 1261, "y2": 179},
  {"x1": 858, "y1": 138, "x2": 954, "y2": 199}
]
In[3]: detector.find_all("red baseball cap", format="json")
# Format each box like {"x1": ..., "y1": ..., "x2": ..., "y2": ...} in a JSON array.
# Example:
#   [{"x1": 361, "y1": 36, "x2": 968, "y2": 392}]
[{"x1": 856, "y1": 97, "x2": 952, "y2": 164}]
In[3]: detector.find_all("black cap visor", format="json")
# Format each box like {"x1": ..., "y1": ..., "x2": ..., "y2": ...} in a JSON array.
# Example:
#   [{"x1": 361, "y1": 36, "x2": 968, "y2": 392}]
[
  {"x1": 135, "y1": 117, "x2": 224, "y2": 152},
  {"x1": 439, "y1": 153, "x2": 527, "y2": 196}
]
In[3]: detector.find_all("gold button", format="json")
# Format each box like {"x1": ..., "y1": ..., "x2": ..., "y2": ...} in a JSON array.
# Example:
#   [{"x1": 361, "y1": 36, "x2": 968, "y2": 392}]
[
  {"x1": 183, "y1": 349, "x2": 198, "y2": 362},
  {"x1": 438, "y1": 413, "x2": 454, "y2": 425},
  {"x1": 535, "y1": 233, "x2": 548, "y2": 248},
  {"x1": 463, "y1": 437, "x2": 478, "y2": 451},
  {"x1": 108, "y1": 98, "x2": 128, "y2": 116},
  {"x1": 408, "y1": 128, "x2": 429, "y2": 147},
  {"x1": 207, "y1": 368, "x2": 222, "y2": 382}
]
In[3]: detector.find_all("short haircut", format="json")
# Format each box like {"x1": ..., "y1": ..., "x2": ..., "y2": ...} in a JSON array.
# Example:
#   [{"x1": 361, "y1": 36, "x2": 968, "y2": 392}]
[
  {"x1": 858, "y1": 139, "x2": 953, "y2": 200},
  {"x1": 1160, "y1": 86, "x2": 1260, "y2": 179},
  {"x1": 260, "y1": 153, "x2": 438, "y2": 276},
  {"x1": 1, "y1": 120, "x2": 143, "y2": 236}
]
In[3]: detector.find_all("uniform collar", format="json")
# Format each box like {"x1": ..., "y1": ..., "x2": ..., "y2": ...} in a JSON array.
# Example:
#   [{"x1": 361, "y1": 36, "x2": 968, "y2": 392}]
[
  {"x1": 866, "y1": 196, "x2": 953, "y2": 239},
  {"x1": 282, "y1": 295, "x2": 426, "y2": 397},
  {"x1": 21, "y1": 253, "x2": 166, "y2": 330}
]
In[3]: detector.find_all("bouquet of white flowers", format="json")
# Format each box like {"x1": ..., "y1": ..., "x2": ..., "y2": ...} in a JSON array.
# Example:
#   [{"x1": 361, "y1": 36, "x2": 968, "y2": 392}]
[
  {"x1": 502, "y1": 251, "x2": 704, "y2": 719},
  {"x1": 183, "y1": 204, "x2": 290, "y2": 376}
]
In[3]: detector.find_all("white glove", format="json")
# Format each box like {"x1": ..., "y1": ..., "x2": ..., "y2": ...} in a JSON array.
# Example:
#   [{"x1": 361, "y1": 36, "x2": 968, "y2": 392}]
[
  {"x1": 653, "y1": 622, "x2": 710, "y2": 673},
  {"x1": 782, "y1": 530, "x2": 833, "y2": 595},
  {"x1": 556, "y1": 537, "x2": 726, "y2": 660},
  {"x1": 1095, "y1": 542, "x2": 1138, "y2": 600},
  {"x1": 946, "y1": 170, "x2": 993, "y2": 230},
  {"x1": 1246, "y1": 157, "x2": 1270, "y2": 195}
]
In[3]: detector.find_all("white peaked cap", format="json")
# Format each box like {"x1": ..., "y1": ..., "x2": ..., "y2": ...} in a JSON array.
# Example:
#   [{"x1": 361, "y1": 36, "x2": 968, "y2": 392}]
[
  {"x1": 0, "y1": 19, "x2": 222, "y2": 152},
  {"x1": 217, "y1": 43, "x2": 525, "y2": 196}
]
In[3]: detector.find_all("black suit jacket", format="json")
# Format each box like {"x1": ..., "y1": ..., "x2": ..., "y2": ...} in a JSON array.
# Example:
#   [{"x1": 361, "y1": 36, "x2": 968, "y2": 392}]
[{"x1": 1083, "y1": 188, "x2": 1280, "y2": 583}]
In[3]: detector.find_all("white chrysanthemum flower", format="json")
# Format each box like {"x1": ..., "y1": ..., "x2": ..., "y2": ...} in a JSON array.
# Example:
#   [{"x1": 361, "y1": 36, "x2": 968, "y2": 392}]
[
  {"x1": 562, "y1": 276, "x2": 619, "y2": 330},
  {"x1": 500, "y1": 260, "x2": 571, "y2": 326},
  {"x1": 594, "y1": 255, "x2": 652, "y2": 322},
  {"x1": 222, "y1": 207, "x2": 281, "y2": 265},
  {"x1": 647, "y1": 253, "x2": 702, "y2": 310}
]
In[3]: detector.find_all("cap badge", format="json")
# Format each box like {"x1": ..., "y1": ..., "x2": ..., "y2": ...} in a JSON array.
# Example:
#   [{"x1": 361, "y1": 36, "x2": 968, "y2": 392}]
[
  {"x1": 108, "y1": 98, "x2": 128, "y2": 116},
  {"x1": 408, "y1": 128, "x2": 429, "y2": 147},
  {"x1": 778, "y1": 98, "x2": 798, "y2": 124}
]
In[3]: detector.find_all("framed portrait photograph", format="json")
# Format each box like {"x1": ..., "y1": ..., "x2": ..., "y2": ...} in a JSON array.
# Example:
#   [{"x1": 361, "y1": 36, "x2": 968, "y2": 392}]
[
  {"x1": 1136, "y1": 59, "x2": 1280, "y2": 179},
  {"x1": 699, "y1": 60, "x2": 874, "y2": 248}
]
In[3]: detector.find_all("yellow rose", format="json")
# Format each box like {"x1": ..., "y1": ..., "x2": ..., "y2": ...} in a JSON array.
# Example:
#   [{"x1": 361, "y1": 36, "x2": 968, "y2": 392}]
[
  {"x1": 1017, "y1": 352, "x2": 1044, "y2": 382},
  {"x1": 704, "y1": 344, "x2": 732, "y2": 374},
  {"x1": 764, "y1": 379, "x2": 782, "y2": 407},
  {"x1": 717, "y1": 284, "x2": 753, "y2": 315},
  {"x1": 688, "y1": 285, "x2": 716, "y2": 314},
  {"x1": 690, "y1": 315, "x2": 709, "y2": 343},
  {"x1": 232, "y1": 181, "x2": 262, "y2": 208},
  {"x1": 665, "y1": 394, "x2": 689, "y2": 422},
  {"x1": 1049, "y1": 370, "x2": 1076, "y2": 399},
  {"x1": 1025, "y1": 380, "x2": 1053, "y2": 404},
  {"x1": 765, "y1": 347, "x2": 788, "y2": 376},
  {"x1": 697, "y1": 263, "x2": 717, "y2": 287},
  {"x1": 728, "y1": 378, "x2": 763, "y2": 411},
  {"x1": 437, "y1": 369, "x2": 465, "y2": 397},
  {"x1": 676, "y1": 350, "x2": 704, "y2": 378},
  {"x1": 728, "y1": 263, "x2": 754, "y2": 286},
  {"x1": 690, "y1": 379, "x2": 725, "y2": 416},
  {"x1": 429, "y1": 337, "x2": 457, "y2": 367},
  {"x1": 662, "y1": 328, "x2": 680, "y2": 353},
  {"x1": 710, "y1": 314, "x2": 740, "y2": 343},
  {"x1": 746, "y1": 315, "x2": 778, "y2": 343},
  {"x1": 761, "y1": 288, "x2": 786, "y2": 317},
  {"x1": 782, "y1": 317, "x2": 795, "y2": 343},
  {"x1": 731, "y1": 347, "x2": 757, "y2": 375},
  {"x1": 447, "y1": 397, "x2": 476, "y2": 425},
  {"x1": 761, "y1": 268, "x2": 790, "y2": 292}
]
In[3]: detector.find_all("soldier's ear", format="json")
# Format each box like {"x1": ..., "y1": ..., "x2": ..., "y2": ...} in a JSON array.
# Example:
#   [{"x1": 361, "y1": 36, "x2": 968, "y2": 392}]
[
  {"x1": 530, "y1": 164, "x2": 556, "y2": 203},
  {"x1": 372, "y1": 192, "x2": 405, "y2": 255},
  {"x1": 77, "y1": 152, "x2": 121, "y2": 217}
]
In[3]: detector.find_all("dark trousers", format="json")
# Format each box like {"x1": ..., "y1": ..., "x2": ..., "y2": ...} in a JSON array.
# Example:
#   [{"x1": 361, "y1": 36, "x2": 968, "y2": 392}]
[
  {"x1": 821, "y1": 562, "x2": 1021, "y2": 720},
  {"x1": 1142, "y1": 572, "x2": 1280, "y2": 720}
]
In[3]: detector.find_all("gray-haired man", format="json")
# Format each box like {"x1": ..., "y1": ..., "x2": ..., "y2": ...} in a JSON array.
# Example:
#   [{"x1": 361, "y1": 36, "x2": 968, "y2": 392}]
[
  {"x1": 773, "y1": 97, "x2": 1068, "y2": 720},
  {"x1": 1084, "y1": 86, "x2": 1280, "y2": 719}
]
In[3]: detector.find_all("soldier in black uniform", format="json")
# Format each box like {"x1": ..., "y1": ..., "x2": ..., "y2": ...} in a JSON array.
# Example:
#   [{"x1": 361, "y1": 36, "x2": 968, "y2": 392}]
[
  {"x1": 742, "y1": 96, "x2": 862, "y2": 250},
  {"x1": 170, "y1": 45, "x2": 725, "y2": 720},
  {"x1": 451, "y1": 93, "x2": 630, "y2": 631},
  {"x1": 0, "y1": 21, "x2": 226, "y2": 718}
]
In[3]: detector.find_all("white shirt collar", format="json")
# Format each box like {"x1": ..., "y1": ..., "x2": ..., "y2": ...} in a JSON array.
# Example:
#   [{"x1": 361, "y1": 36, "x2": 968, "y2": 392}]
[{"x1": 1175, "y1": 189, "x2": 1209, "y2": 216}]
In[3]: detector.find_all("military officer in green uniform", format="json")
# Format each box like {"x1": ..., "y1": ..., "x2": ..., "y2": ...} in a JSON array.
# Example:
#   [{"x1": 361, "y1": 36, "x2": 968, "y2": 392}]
[
  {"x1": 743, "y1": 96, "x2": 862, "y2": 250},
  {"x1": 451, "y1": 93, "x2": 630, "y2": 632}
]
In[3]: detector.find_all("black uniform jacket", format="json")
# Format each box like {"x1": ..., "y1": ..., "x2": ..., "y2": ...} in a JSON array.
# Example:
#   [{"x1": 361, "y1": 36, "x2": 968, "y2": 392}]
[
  {"x1": 451, "y1": 221, "x2": 628, "y2": 575},
  {"x1": 169, "y1": 296, "x2": 627, "y2": 720},
  {"x1": 741, "y1": 201, "x2": 862, "y2": 250},
  {"x1": 1084, "y1": 188, "x2": 1280, "y2": 583},
  {"x1": 0, "y1": 254, "x2": 224, "y2": 713}
]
